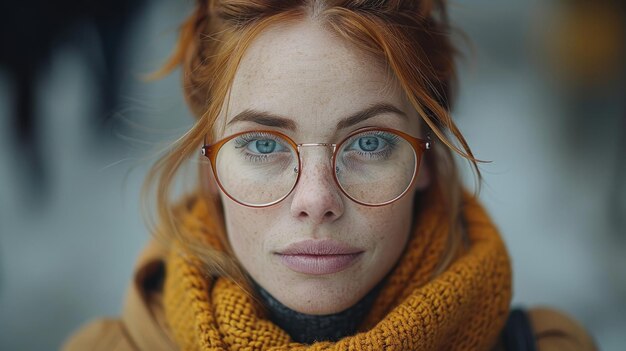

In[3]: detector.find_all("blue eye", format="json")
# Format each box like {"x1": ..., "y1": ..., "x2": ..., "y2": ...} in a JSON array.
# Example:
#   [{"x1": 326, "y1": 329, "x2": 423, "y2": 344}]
[
  {"x1": 253, "y1": 139, "x2": 277, "y2": 154},
  {"x1": 349, "y1": 133, "x2": 395, "y2": 153},
  {"x1": 232, "y1": 132, "x2": 292, "y2": 164},
  {"x1": 234, "y1": 133, "x2": 286, "y2": 154},
  {"x1": 342, "y1": 131, "x2": 399, "y2": 161},
  {"x1": 358, "y1": 136, "x2": 381, "y2": 152}
]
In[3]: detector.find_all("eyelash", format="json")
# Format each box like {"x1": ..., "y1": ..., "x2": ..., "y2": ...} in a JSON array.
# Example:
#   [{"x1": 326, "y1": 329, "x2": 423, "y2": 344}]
[
  {"x1": 348, "y1": 131, "x2": 399, "y2": 158},
  {"x1": 233, "y1": 132, "x2": 285, "y2": 163},
  {"x1": 233, "y1": 132, "x2": 280, "y2": 148}
]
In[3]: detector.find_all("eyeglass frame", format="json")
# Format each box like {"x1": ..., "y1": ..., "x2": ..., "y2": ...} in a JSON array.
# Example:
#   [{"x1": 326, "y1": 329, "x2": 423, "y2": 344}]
[{"x1": 201, "y1": 126, "x2": 432, "y2": 208}]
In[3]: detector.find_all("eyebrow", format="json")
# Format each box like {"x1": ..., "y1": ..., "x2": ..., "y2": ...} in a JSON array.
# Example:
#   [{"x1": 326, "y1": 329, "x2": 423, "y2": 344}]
[
  {"x1": 336, "y1": 103, "x2": 407, "y2": 129},
  {"x1": 226, "y1": 110, "x2": 297, "y2": 131},
  {"x1": 226, "y1": 103, "x2": 407, "y2": 131}
]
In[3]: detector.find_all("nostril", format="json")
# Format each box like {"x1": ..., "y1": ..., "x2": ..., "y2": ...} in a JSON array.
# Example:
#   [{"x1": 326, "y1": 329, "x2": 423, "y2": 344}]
[{"x1": 324, "y1": 211, "x2": 335, "y2": 219}]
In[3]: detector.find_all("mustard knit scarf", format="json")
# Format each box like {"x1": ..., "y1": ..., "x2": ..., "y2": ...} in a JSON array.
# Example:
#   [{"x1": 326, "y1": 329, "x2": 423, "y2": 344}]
[{"x1": 163, "y1": 188, "x2": 512, "y2": 350}]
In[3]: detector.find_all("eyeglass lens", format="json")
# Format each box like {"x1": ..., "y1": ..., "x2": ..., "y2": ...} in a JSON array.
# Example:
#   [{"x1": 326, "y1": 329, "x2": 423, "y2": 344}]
[{"x1": 214, "y1": 130, "x2": 417, "y2": 206}]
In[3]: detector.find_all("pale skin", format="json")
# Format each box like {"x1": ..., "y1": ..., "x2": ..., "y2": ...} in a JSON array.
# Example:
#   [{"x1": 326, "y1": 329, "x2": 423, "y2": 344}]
[{"x1": 207, "y1": 19, "x2": 430, "y2": 315}]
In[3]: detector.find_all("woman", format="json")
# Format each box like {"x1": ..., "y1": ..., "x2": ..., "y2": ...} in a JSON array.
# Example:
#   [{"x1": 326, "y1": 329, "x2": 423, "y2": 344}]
[{"x1": 63, "y1": 1, "x2": 597, "y2": 350}]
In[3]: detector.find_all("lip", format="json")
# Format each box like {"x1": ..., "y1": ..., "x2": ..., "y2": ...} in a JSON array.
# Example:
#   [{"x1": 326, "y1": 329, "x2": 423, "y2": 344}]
[
  {"x1": 275, "y1": 239, "x2": 364, "y2": 275},
  {"x1": 277, "y1": 239, "x2": 363, "y2": 255}
]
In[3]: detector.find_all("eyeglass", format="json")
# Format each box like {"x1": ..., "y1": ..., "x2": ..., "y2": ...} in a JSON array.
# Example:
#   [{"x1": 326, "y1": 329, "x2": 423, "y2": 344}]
[{"x1": 201, "y1": 127, "x2": 431, "y2": 207}]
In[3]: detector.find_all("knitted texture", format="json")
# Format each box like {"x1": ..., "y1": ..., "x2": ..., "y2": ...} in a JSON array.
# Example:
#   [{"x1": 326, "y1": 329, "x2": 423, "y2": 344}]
[
  {"x1": 252, "y1": 277, "x2": 382, "y2": 343},
  {"x1": 163, "y1": 188, "x2": 512, "y2": 350}
]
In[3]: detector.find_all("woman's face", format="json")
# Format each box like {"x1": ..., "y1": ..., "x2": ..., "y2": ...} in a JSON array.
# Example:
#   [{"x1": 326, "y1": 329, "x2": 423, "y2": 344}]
[{"x1": 214, "y1": 20, "x2": 429, "y2": 315}]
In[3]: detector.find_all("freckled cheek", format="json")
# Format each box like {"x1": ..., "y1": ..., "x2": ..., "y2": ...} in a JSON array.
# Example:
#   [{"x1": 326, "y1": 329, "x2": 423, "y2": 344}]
[
  {"x1": 223, "y1": 205, "x2": 268, "y2": 262},
  {"x1": 352, "y1": 198, "x2": 414, "y2": 249}
]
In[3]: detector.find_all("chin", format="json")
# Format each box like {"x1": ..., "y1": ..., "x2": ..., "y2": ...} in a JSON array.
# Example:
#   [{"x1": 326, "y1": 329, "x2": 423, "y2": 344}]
[
  {"x1": 272, "y1": 276, "x2": 366, "y2": 315},
  {"x1": 285, "y1": 295, "x2": 359, "y2": 316}
]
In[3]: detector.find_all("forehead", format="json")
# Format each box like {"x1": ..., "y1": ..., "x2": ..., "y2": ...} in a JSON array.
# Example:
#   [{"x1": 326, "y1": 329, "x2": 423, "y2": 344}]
[{"x1": 221, "y1": 19, "x2": 415, "y2": 139}]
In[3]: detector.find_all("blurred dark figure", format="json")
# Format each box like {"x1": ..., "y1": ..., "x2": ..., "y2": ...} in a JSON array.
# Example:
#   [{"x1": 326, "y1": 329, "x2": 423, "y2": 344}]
[
  {"x1": 536, "y1": 0, "x2": 626, "y2": 303},
  {"x1": 538, "y1": 0, "x2": 626, "y2": 232},
  {"x1": 0, "y1": 1, "x2": 147, "y2": 204}
]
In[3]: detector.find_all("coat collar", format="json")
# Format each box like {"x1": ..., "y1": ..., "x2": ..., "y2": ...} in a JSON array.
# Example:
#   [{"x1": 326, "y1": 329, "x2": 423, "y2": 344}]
[{"x1": 121, "y1": 239, "x2": 177, "y2": 351}]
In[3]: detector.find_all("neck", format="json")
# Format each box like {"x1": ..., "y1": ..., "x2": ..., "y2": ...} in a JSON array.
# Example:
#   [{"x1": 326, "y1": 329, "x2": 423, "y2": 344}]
[{"x1": 251, "y1": 280, "x2": 383, "y2": 344}]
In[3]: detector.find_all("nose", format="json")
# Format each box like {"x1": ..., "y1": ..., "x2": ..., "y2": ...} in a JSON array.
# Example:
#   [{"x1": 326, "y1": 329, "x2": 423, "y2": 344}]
[{"x1": 289, "y1": 145, "x2": 344, "y2": 224}]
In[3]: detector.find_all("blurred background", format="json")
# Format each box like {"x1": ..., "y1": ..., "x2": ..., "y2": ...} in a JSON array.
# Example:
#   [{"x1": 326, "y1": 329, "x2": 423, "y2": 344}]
[{"x1": 0, "y1": 0, "x2": 624, "y2": 349}]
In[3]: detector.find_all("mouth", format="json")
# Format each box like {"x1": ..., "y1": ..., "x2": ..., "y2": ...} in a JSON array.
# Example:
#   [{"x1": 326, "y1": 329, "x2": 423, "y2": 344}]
[
  {"x1": 276, "y1": 252, "x2": 363, "y2": 275},
  {"x1": 275, "y1": 239, "x2": 364, "y2": 275}
]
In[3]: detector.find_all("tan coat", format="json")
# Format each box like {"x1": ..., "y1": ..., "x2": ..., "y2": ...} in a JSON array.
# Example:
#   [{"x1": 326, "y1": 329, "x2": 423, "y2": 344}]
[{"x1": 62, "y1": 240, "x2": 598, "y2": 351}]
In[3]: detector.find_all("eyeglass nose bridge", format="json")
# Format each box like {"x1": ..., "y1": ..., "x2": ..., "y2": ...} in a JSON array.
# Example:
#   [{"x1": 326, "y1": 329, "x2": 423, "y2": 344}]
[
  {"x1": 294, "y1": 143, "x2": 338, "y2": 174},
  {"x1": 297, "y1": 143, "x2": 337, "y2": 150}
]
